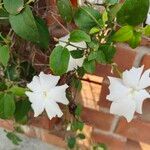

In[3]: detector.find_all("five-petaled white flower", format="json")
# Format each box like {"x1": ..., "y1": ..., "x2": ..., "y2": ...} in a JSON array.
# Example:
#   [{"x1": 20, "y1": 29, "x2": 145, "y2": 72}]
[
  {"x1": 57, "y1": 34, "x2": 87, "y2": 72},
  {"x1": 25, "y1": 72, "x2": 69, "y2": 120},
  {"x1": 107, "y1": 66, "x2": 150, "y2": 122}
]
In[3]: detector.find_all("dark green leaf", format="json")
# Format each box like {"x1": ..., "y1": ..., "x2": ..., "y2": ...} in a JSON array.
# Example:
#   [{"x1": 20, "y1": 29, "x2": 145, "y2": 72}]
[
  {"x1": 70, "y1": 50, "x2": 84, "y2": 59},
  {"x1": 71, "y1": 121, "x2": 84, "y2": 131},
  {"x1": 50, "y1": 46, "x2": 70, "y2": 75},
  {"x1": 74, "y1": 6, "x2": 102, "y2": 32},
  {"x1": 112, "y1": 25, "x2": 133, "y2": 42},
  {"x1": 75, "y1": 104, "x2": 83, "y2": 116},
  {"x1": 128, "y1": 32, "x2": 141, "y2": 49},
  {"x1": 4, "y1": 0, "x2": 24, "y2": 15},
  {"x1": 0, "y1": 93, "x2": 15, "y2": 119},
  {"x1": 77, "y1": 133, "x2": 85, "y2": 140},
  {"x1": 67, "y1": 137, "x2": 76, "y2": 149},
  {"x1": 35, "y1": 17, "x2": 50, "y2": 49},
  {"x1": 96, "y1": 50, "x2": 107, "y2": 64},
  {"x1": 71, "y1": 77, "x2": 82, "y2": 91},
  {"x1": 14, "y1": 99, "x2": 31, "y2": 123},
  {"x1": 6, "y1": 131, "x2": 22, "y2": 145},
  {"x1": 76, "y1": 67, "x2": 86, "y2": 77},
  {"x1": 0, "y1": 45, "x2": 10, "y2": 66},
  {"x1": 0, "y1": 82, "x2": 7, "y2": 91},
  {"x1": 56, "y1": 0, "x2": 73, "y2": 22},
  {"x1": 9, "y1": 6, "x2": 39, "y2": 43},
  {"x1": 117, "y1": 0, "x2": 149, "y2": 26},
  {"x1": 83, "y1": 59, "x2": 95, "y2": 73},
  {"x1": 69, "y1": 30, "x2": 91, "y2": 42}
]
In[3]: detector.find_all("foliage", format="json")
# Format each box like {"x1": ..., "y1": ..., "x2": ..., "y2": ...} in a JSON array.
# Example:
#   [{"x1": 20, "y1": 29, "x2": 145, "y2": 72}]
[{"x1": 0, "y1": 0, "x2": 149, "y2": 149}]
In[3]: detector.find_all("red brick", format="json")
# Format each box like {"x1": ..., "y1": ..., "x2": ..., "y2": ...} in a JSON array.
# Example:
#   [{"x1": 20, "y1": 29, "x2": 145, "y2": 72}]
[
  {"x1": 98, "y1": 82, "x2": 111, "y2": 109},
  {"x1": 94, "y1": 44, "x2": 136, "y2": 78},
  {"x1": 125, "y1": 140, "x2": 142, "y2": 150},
  {"x1": 141, "y1": 54, "x2": 150, "y2": 70},
  {"x1": 115, "y1": 118, "x2": 150, "y2": 144},
  {"x1": 141, "y1": 37, "x2": 150, "y2": 47},
  {"x1": 81, "y1": 107, "x2": 115, "y2": 131},
  {"x1": 92, "y1": 131, "x2": 126, "y2": 150},
  {"x1": 28, "y1": 113, "x2": 60, "y2": 130}
]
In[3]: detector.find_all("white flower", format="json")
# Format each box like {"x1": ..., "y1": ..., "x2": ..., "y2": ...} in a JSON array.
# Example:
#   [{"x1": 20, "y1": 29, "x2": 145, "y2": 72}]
[
  {"x1": 25, "y1": 72, "x2": 69, "y2": 120},
  {"x1": 146, "y1": 8, "x2": 150, "y2": 25},
  {"x1": 57, "y1": 34, "x2": 87, "y2": 72},
  {"x1": 107, "y1": 66, "x2": 150, "y2": 122},
  {"x1": 86, "y1": 0, "x2": 104, "y2": 4}
]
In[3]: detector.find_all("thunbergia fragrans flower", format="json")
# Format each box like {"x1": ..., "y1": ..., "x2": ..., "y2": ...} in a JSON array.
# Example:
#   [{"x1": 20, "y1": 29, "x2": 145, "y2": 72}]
[
  {"x1": 57, "y1": 34, "x2": 87, "y2": 71},
  {"x1": 25, "y1": 72, "x2": 69, "y2": 120},
  {"x1": 107, "y1": 66, "x2": 150, "y2": 122}
]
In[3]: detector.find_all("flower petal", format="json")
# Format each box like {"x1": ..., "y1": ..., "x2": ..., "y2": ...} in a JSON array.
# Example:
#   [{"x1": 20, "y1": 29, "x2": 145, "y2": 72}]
[
  {"x1": 67, "y1": 56, "x2": 85, "y2": 71},
  {"x1": 122, "y1": 66, "x2": 144, "y2": 89},
  {"x1": 138, "y1": 69, "x2": 150, "y2": 89},
  {"x1": 45, "y1": 100, "x2": 63, "y2": 120},
  {"x1": 107, "y1": 77, "x2": 130, "y2": 102},
  {"x1": 39, "y1": 72, "x2": 60, "y2": 90},
  {"x1": 134, "y1": 89, "x2": 150, "y2": 114},
  {"x1": 110, "y1": 97, "x2": 136, "y2": 122},
  {"x1": 48, "y1": 84, "x2": 69, "y2": 105},
  {"x1": 25, "y1": 92, "x2": 45, "y2": 117},
  {"x1": 27, "y1": 76, "x2": 41, "y2": 92}
]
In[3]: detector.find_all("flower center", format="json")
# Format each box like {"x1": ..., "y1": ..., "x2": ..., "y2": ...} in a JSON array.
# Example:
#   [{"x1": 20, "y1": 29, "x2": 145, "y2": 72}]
[
  {"x1": 128, "y1": 88, "x2": 138, "y2": 99},
  {"x1": 43, "y1": 91, "x2": 48, "y2": 99}
]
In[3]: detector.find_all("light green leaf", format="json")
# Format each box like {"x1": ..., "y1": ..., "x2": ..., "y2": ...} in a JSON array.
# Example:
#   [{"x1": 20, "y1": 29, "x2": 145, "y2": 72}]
[
  {"x1": 117, "y1": 0, "x2": 149, "y2": 26},
  {"x1": 56, "y1": 0, "x2": 73, "y2": 22},
  {"x1": 143, "y1": 25, "x2": 150, "y2": 36},
  {"x1": 112, "y1": 25, "x2": 133, "y2": 42},
  {"x1": 50, "y1": 46, "x2": 70, "y2": 75},
  {"x1": 0, "y1": 45, "x2": 10, "y2": 66},
  {"x1": 89, "y1": 27, "x2": 100, "y2": 34},
  {"x1": 9, "y1": 86, "x2": 26, "y2": 96},
  {"x1": 69, "y1": 30, "x2": 91, "y2": 42},
  {"x1": 3, "y1": 0, "x2": 24, "y2": 15},
  {"x1": 128, "y1": 32, "x2": 141, "y2": 49}
]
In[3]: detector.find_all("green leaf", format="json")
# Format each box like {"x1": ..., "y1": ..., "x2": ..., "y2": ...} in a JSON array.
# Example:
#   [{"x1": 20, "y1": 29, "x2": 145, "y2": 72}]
[
  {"x1": 14, "y1": 99, "x2": 31, "y2": 123},
  {"x1": 9, "y1": 6, "x2": 39, "y2": 44},
  {"x1": 6, "y1": 131, "x2": 22, "y2": 145},
  {"x1": 88, "y1": 51, "x2": 97, "y2": 61},
  {"x1": 128, "y1": 32, "x2": 141, "y2": 49},
  {"x1": 71, "y1": 77, "x2": 82, "y2": 91},
  {"x1": 0, "y1": 93, "x2": 15, "y2": 119},
  {"x1": 88, "y1": 41, "x2": 99, "y2": 51},
  {"x1": 56, "y1": 0, "x2": 73, "y2": 22},
  {"x1": 83, "y1": 59, "x2": 95, "y2": 73},
  {"x1": 0, "y1": 45, "x2": 10, "y2": 66},
  {"x1": 143, "y1": 25, "x2": 150, "y2": 36},
  {"x1": 99, "y1": 44, "x2": 116, "y2": 63},
  {"x1": 117, "y1": 0, "x2": 149, "y2": 26},
  {"x1": 89, "y1": 27, "x2": 100, "y2": 34},
  {"x1": 69, "y1": 30, "x2": 91, "y2": 42},
  {"x1": 67, "y1": 137, "x2": 76, "y2": 149},
  {"x1": 77, "y1": 133, "x2": 85, "y2": 140},
  {"x1": 3, "y1": 0, "x2": 24, "y2": 15},
  {"x1": 112, "y1": 25, "x2": 133, "y2": 42},
  {"x1": 76, "y1": 67, "x2": 86, "y2": 77},
  {"x1": 70, "y1": 50, "x2": 84, "y2": 59},
  {"x1": 9, "y1": 86, "x2": 26, "y2": 96},
  {"x1": 74, "y1": 6, "x2": 102, "y2": 32},
  {"x1": 35, "y1": 17, "x2": 50, "y2": 49},
  {"x1": 71, "y1": 121, "x2": 84, "y2": 131},
  {"x1": 0, "y1": 82, "x2": 7, "y2": 91},
  {"x1": 96, "y1": 50, "x2": 107, "y2": 64},
  {"x1": 50, "y1": 46, "x2": 70, "y2": 75},
  {"x1": 75, "y1": 104, "x2": 83, "y2": 116}
]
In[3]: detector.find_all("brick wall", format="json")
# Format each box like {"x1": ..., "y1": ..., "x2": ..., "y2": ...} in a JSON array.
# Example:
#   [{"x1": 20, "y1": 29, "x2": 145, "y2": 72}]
[{"x1": 0, "y1": 0, "x2": 150, "y2": 150}]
